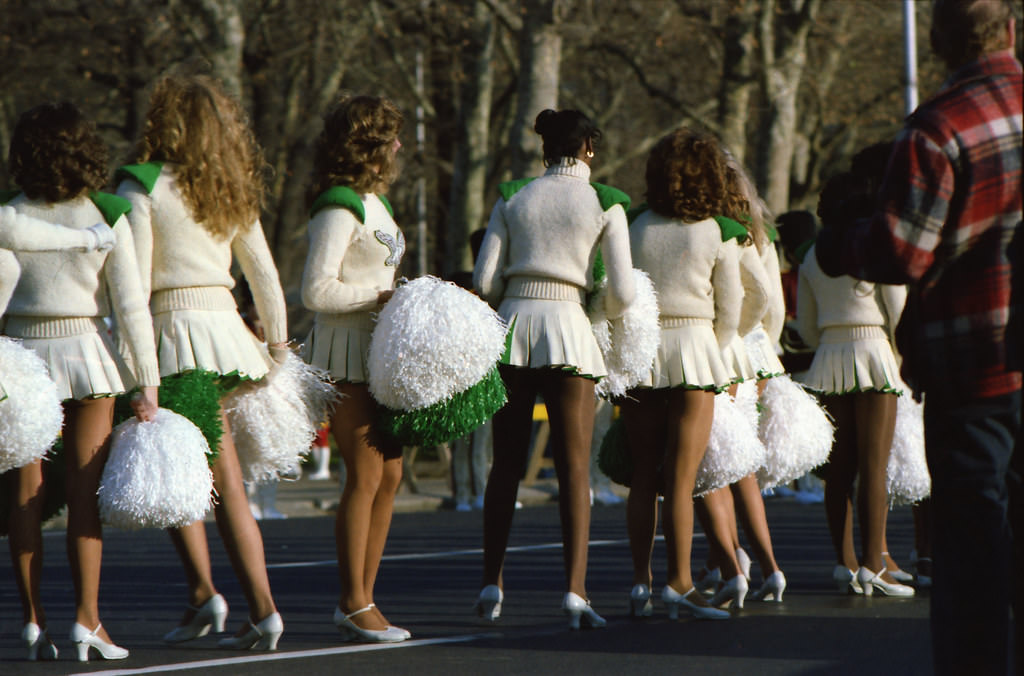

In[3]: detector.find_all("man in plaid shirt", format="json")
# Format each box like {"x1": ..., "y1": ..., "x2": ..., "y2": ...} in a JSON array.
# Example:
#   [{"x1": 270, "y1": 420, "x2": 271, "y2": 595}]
[{"x1": 815, "y1": 1, "x2": 1021, "y2": 673}]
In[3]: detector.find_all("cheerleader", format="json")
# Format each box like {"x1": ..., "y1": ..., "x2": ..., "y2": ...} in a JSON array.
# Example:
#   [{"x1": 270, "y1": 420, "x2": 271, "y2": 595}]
[
  {"x1": 694, "y1": 158, "x2": 788, "y2": 606},
  {"x1": 621, "y1": 127, "x2": 735, "y2": 621},
  {"x1": 116, "y1": 72, "x2": 287, "y2": 649},
  {"x1": 300, "y1": 95, "x2": 409, "y2": 643},
  {"x1": 797, "y1": 169, "x2": 914, "y2": 597},
  {"x1": 4, "y1": 102, "x2": 160, "y2": 662},
  {"x1": 474, "y1": 108, "x2": 635, "y2": 629}
]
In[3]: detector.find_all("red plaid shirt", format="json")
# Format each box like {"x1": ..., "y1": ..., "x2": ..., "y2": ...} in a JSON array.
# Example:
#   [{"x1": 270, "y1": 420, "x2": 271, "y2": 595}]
[{"x1": 817, "y1": 51, "x2": 1022, "y2": 402}]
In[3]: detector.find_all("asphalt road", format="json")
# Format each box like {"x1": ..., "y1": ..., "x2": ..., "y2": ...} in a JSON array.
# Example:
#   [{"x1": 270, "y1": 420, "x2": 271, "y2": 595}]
[{"x1": 0, "y1": 496, "x2": 932, "y2": 675}]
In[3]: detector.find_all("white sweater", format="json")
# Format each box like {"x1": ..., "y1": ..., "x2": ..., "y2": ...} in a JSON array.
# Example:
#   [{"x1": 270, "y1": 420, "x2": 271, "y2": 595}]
[
  {"x1": 473, "y1": 159, "x2": 635, "y2": 317},
  {"x1": 117, "y1": 166, "x2": 287, "y2": 346},
  {"x1": 3, "y1": 194, "x2": 160, "y2": 386},
  {"x1": 0, "y1": 206, "x2": 107, "y2": 314},
  {"x1": 301, "y1": 192, "x2": 403, "y2": 317},
  {"x1": 629, "y1": 210, "x2": 742, "y2": 347},
  {"x1": 759, "y1": 241, "x2": 786, "y2": 342},
  {"x1": 738, "y1": 242, "x2": 770, "y2": 337},
  {"x1": 797, "y1": 243, "x2": 907, "y2": 349}
]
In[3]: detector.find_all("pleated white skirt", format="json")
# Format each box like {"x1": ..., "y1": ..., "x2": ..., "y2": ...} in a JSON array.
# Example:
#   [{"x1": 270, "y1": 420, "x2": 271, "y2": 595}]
[
  {"x1": 303, "y1": 311, "x2": 374, "y2": 384},
  {"x1": 498, "y1": 296, "x2": 606, "y2": 379},
  {"x1": 800, "y1": 326, "x2": 902, "y2": 395},
  {"x1": 3, "y1": 315, "x2": 132, "y2": 400},
  {"x1": 150, "y1": 287, "x2": 271, "y2": 380},
  {"x1": 721, "y1": 333, "x2": 757, "y2": 384},
  {"x1": 635, "y1": 317, "x2": 731, "y2": 391},
  {"x1": 743, "y1": 325, "x2": 786, "y2": 379}
]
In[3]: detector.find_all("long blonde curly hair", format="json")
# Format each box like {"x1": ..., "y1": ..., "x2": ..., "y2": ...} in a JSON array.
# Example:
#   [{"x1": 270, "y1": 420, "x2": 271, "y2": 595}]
[
  {"x1": 134, "y1": 72, "x2": 265, "y2": 239},
  {"x1": 721, "y1": 153, "x2": 770, "y2": 253}
]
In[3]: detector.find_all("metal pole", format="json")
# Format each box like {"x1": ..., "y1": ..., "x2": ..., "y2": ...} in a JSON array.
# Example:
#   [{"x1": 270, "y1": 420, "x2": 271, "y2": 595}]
[
  {"x1": 903, "y1": 0, "x2": 919, "y2": 116},
  {"x1": 415, "y1": 48, "x2": 427, "y2": 277}
]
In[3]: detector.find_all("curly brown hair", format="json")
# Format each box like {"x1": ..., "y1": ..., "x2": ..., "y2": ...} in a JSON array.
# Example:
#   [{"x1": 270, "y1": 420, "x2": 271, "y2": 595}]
[
  {"x1": 645, "y1": 128, "x2": 726, "y2": 222},
  {"x1": 9, "y1": 102, "x2": 108, "y2": 203},
  {"x1": 309, "y1": 95, "x2": 404, "y2": 201},
  {"x1": 134, "y1": 72, "x2": 265, "y2": 239}
]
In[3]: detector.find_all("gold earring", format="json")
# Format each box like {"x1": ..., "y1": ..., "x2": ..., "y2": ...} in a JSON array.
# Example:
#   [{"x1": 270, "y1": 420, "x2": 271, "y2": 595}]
[{"x1": 586, "y1": 150, "x2": 594, "y2": 158}]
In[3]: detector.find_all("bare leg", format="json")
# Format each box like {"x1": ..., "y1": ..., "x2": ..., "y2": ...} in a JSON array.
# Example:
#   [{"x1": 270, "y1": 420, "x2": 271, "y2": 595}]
[
  {"x1": 166, "y1": 523, "x2": 218, "y2": 620},
  {"x1": 331, "y1": 383, "x2": 398, "y2": 632},
  {"x1": 8, "y1": 460, "x2": 46, "y2": 627},
  {"x1": 621, "y1": 390, "x2": 668, "y2": 587},
  {"x1": 854, "y1": 391, "x2": 897, "y2": 579},
  {"x1": 823, "y1": 395, "x2": 859, "y2": 570},
  {"x1": 696, "y1": 489, "x2": 743, "y2": 580},
  {"x1": 63, "y1": 397, "x2": 117, "y2": 643},
  {"x1": 731, "y1": 475, "x2": 781, "y2": 576},
  {"x1": 541, "y1": 372, "x2": 596, "y2": 597},
  {"x1": 481, "y1": 367, "x2": 538, "y2": 590},
  {"x1": 663, "y1": 389, "x2": 716, "y2": 592}
]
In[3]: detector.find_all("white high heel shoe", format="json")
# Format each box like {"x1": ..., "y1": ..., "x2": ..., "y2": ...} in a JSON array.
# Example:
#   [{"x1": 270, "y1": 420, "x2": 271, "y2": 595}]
[
  {"x1": 217, "y1": 612, "x2": 283, "y2": 650},
  {"x1": 833, "y1": 565, "x2": 864, "y2": 594},
  {"x1": 69, "y1": 623, "x2": 129, "y2": 662},
  {"x1": 563, "y1": 592, "x2": 606, "y2": 630},
  {"x1": 856, "y1": 567, "x2": 915, "y2": 598},
  {"x1": 662, "y1": 585, "x2": 729, "y2": 620},
  {"x1": 163, "y1": 593, "x2": 228, "y2": 643},
  {"x1": 882, "y1": 552, "x2": 915, "y2": 583},
  {"x1": 474, "y1": 585, "x2": 503, "y2": 621},
  {"x1": 694, "y1": 566, "x2": 721, "y2": 594},
  {"x1": 629, "y1": 584, "x2": 653, "y2": 617},
  {"x1": 736, "y1": 548, "x2": 752, "y2": 581},
  {"x1": 333, "y1": 607, "x2": 407, "y2": 643},
  {"x1": 749, "y1": 570, "x2": 786, "y2": 602},
  {"x1": 22, "y1": 623, "x2": 58, "y2": 661},
  {"x1": 709, "y1": 575, "x2": 749, "y2": 609}
]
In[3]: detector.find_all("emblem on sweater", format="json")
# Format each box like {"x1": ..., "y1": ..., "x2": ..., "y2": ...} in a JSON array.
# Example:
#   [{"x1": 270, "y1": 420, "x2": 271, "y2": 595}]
[{"x1": 375, "y1": 229, "x2": 405, "y2": 266}]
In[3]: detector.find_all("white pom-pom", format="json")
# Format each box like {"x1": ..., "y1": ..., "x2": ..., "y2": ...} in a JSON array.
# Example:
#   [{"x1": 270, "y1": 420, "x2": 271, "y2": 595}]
[
  {"x1": 734, "y1": 380, "x2": 760, "y2": 428},
  {"x1": 756, "y1": 375, "x2": 834, "y2": 490},
  {"x1": 590, "y1": 269, "x2": 660, "y2": 399},
  {"x1": 695, "y1": 391, "x2": 767, "y2": 496},
  {"x1": 887, "y1": 394, "x2": 930, "y2": 506},
  {"x1": 98, "y1": 408, "x2": 213, "y2": 530},
  {"x1": 0, "y1": 337, "x2": 63, "y2": 473},
  {"x1": 224, "y1": 352, "x2": 339, "y2": 483},
  {"x1": 368, "y1": 276, "x2": 507, "y2": 411}
]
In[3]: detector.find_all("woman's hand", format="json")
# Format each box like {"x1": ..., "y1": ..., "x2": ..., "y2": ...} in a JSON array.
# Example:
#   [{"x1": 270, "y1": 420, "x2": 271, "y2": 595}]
[
  {"x1": 377, "y1": 289, "x2": 395, "y2": 305},
  {"x1": 131, "y1": 386, "x2": 159, "y2": 422}
]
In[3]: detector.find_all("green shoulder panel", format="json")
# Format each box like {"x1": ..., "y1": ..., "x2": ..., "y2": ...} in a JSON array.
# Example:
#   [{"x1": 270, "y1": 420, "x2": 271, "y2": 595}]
[
  {"x1": 714, "y1": 215, "x2": 749, "y2": 243},
  {"x1": 310, "y1": 186, "x2": 366, "y2": 223},
  {"x1": 765, "y1": 223, "x2": 779, "y2": 243},
  {"x1": 89, "y1": 191, "x2": 132, "y2": 227},
  {"x1": 377, "y1": 194, "x2": 394, "y2": 218},
  {"x1": 115, "y1": 161, "x2": 164, "y2": 194},
  {"x1": 590, "y1": 182, "x2": 631, "y2": 213},
  {"x1": 0, "y1": 189, "x2": 20, "y2": 205},
  {"x1": 497, "y1": 178, "x2": 535, "y2": 201},
  {"x1": 795, "y1": 238, "x2": 815, "y2": 264},
  {"x1": 626, "y1": 203, "x2": 648, "y2": 225}
]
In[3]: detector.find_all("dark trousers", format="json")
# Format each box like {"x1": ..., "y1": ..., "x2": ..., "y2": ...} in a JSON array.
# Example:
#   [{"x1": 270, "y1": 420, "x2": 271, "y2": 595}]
[{"x1": 925, "y1": 390, "x2": 1021, "y2": 676}]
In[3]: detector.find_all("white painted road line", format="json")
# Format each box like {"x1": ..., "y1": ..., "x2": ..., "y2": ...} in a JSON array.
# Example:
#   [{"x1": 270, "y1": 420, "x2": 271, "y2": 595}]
[
  {"x1": 265, "y1": 534, "x2": 673, "y2": 569},
  {"x1": 85, "y1": 632, "x2": 501, "y2": 675}
]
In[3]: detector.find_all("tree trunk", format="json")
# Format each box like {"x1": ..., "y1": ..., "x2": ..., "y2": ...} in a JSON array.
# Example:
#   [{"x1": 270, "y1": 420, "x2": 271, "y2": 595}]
[
  {"x1": 717, "y1": 0, "x2": 759, "y2": 165},
  {"x1": 509, "y1": 0, "x2": 565, "y2": 178},
  {"x1": 447, "y1": 1, "x2": 496, "y2": 276},
  {"x1": 757, "y1": 0, "x2": 821, "y2": 215}
]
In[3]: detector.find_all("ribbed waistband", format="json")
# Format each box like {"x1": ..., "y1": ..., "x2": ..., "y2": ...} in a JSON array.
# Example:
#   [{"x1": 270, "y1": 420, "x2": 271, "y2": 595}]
[
  {"x1": 2, "y1": 315, "x2": 106, "y2": 338},
  {"x1": 820, "y1": 325, "x2": 888, "y2": 343},
  {"x1": 151, "y1": 286, "x2": 238, "y2": 314},
  {"x1": 661, "y1": 316, "x2": 713, "y2": 329},
  {"x1": 505, "y1": 276, "x2": 585, "y2": 304},
  {"x1": 315, "y1": 311, "x2": 376, "y2": 331}
]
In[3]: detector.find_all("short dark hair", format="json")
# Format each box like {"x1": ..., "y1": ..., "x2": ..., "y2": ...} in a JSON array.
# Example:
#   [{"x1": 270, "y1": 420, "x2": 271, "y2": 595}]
[
  {"x1": 930, "y1": 0, "x2": 1014, "y2": 69},
  {"x1": 533, "y1": 109, "x2": 602, "y2": 167},
  {"x1": 9, "y1": 102, "x2": 108, "y2": 203}
]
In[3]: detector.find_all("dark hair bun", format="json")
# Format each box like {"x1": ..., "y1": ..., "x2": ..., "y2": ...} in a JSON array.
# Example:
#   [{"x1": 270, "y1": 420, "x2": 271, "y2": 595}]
[{"x1": 533, "y1": 109, "x2": 558, "y2": 135}]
